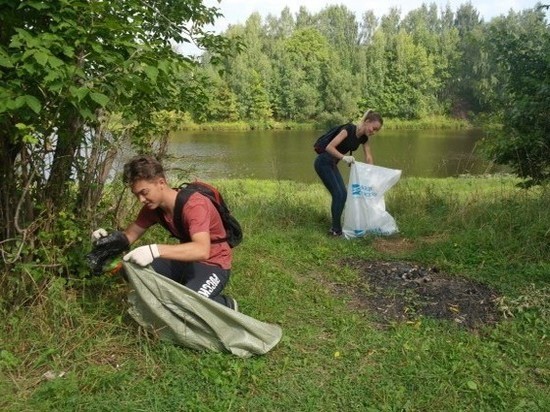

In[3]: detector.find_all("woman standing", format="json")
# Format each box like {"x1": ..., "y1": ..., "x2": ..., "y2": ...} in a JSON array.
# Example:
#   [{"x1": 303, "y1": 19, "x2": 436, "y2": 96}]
[{"x1": 314, "y1": 110, "x2": 383, "y2": 236}]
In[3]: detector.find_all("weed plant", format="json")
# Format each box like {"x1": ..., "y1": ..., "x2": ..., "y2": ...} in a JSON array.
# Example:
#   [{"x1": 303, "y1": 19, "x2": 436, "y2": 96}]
[{"x1": 1, "y1": 177, "x2": 548, "y2": 411}]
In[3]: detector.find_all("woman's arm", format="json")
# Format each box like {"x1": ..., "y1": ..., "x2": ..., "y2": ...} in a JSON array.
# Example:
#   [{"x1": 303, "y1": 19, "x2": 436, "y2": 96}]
[
  {"x1": 325, "y1": 129, "x2": 349, "y2": 160},
  {"x1": 363, "y1": 142, "x2": 374, "y2": 164}
]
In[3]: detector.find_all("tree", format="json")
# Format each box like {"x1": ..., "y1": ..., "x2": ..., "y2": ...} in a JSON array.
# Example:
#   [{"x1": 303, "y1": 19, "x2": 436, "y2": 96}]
[
  {"x1": 401, "y1": 4, "x2": 459, "y2": 115},
  {"x1": 316, "y1": 5, "x2": 360, "y2": 71},
  {"x1": 386, "y1": 30, "x2": 436, "y2": 118},
  {"x1": 448, "y1": 2, "x2": 487, "y2": 116},
  {"x1": 482, "y1": 8, "x2": 550, "y2": 185},
  {"x1": 265, "y1": 7, "x2": 295, "y2": 40},
  {"x1": 321, "y1": 62, "x2": 357, "y2": 120},
  {"x1": 362, "y1": 29, "x2": 388, "y2": 111},
  {"x1": 221, "y1": 13, "x2": 273, "y2": 121},
  {"x1": 295, "y1": 6, "x2": 315, "y2": 28},
  {"x1": 270, "y1": 51, "x2": 301, "y2": 120},
  {"x1": 362, "y1": 15, "x2": 437, "y2": 119},
  {"x1": 282, "y1": 28, "x2": 331, "y2": 119},
  {"x1": 358, "y1": 11, "x2": 379, "y2": 46},
  {"x1": 246, "y1": 71, "x2": 273, "y2": 121},
  {"x1": 0, "y1": 0, "x2": 230, "y2": 272},
  {"x1": 201, "y1": 67, "x2": 240, "y2": 122}
]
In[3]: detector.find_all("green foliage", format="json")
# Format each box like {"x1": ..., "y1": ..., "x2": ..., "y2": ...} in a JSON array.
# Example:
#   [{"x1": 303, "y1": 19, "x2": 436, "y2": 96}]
[
  {"x1": 202, "y1": 3, "x2": 542, "y2": 126},
  {"x1": 1, "y1": 0, "x2": 221, "y2": 135},
  {"x1": 449, "y1": 4, "x2": 486, "y2": 115},
  {"x1": 246, "y1": 71, "x2": 273, "y2": 121},
  {"x1": 481, "y1": 8, "x2": 550, "y2": 185},
  {"x1": 376, "y1": 29, "x2": 438, "y2": 119},
  {"x1": 315, "y1": 112, "x2": 349, "y2": 130},
  {"x1": 201, "y1": 67, "x2": 241, "y2": 122},
  {"x1": 316, "y1": 5, "x2": 361, "y2": 71},
  {"x1": 0, "y1": 0, "x2": 233, "y2": 280},
  {"x1": 384, "y1": 115, "x2": 470, "y2": 129}
]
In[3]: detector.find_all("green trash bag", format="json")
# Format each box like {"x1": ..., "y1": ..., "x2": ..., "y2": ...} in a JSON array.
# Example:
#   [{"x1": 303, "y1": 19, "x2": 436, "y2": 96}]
[{"x1": 123, "y1": 262, "x2": 282, "y2": 358}]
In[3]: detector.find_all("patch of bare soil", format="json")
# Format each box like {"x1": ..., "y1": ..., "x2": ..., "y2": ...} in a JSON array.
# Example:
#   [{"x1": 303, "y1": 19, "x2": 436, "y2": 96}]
[{"x1": 340, "y1": 259, "x2": 502, "y2": 330}]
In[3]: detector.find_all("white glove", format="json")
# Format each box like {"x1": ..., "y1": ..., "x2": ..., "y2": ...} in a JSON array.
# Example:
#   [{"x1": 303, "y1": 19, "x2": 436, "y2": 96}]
[
  {"x1": 341, "y1": 155, "x2": 355, "y2": 164},
  {"x1": 91, "y1": 228, "x2": 108, "y2": 243},
  {"x1": 123, "y1": 244, "x2": 160, "y2": 267}
]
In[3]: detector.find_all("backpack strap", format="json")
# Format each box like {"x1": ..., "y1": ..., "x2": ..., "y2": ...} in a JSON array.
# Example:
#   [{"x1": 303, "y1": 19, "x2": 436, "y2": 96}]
[
  {"x1": 155, "y1": 189, "x2": 189, "y2": 242},
  {"x1": 173, "y1": 186, "x2": 190, "y2": 242},
  {"x1": 156, "y1": 184, "x2": 229, "y2": 244}
]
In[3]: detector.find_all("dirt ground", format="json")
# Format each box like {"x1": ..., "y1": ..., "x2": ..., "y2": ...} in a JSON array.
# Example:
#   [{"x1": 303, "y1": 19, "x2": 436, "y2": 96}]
[{"x1": 338, "y1": 258, "x2": 502, "y2": 330}]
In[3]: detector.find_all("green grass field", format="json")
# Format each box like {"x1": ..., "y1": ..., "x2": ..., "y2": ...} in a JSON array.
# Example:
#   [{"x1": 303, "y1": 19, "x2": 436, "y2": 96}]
[{"x1": 1, "y1": 176, "x2": 548, "y2": 411}]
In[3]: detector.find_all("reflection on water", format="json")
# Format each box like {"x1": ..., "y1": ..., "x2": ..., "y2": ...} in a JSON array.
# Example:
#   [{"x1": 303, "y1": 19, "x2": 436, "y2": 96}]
[{"x1": 169, "y1": 128, "x2": 501, "y2": 183}]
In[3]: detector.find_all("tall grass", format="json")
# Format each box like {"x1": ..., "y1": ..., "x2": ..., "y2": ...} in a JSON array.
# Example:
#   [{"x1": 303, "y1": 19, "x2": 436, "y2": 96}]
[
  {"x1": 1, "y1": 177, "x2": 548, "y2": 411},
  {"x1": 384, "y1": 115, "x2": 471, "y2": 130},
  {"x1": 175, "y1": 120, "x2": 317, "y2": 131},
  {"x1": 387, "y1": 177, "x2": 549, "y2": 289},
  {"x1": 173, "y1": 116, "x2": 470, "y2": 132}
]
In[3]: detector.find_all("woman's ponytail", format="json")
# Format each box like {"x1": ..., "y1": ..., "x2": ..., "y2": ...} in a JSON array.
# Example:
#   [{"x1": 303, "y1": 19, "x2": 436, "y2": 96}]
[{"x1": 361, "y1": 109, "x2": 383, "y2": 125}]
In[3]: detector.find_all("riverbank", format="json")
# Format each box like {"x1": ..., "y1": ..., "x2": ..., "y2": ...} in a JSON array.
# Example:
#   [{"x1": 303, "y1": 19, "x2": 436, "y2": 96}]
[
  {"x1": 2, "y1": 176, "x2": 548, "y2": 411},
  {"x1": 176, "y1": 115, "x2": 472, "y2": 132}
]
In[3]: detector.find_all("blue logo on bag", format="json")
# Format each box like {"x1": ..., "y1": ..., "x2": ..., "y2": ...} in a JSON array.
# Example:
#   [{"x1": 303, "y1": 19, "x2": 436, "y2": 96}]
[{"x1": 352, "y1": 183, "x2": 377, "y2": 198}]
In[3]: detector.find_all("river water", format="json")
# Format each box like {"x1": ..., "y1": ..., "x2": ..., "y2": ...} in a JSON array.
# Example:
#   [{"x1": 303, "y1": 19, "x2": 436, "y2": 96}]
[{"x1": 169, "y1": 128, "x2": 499, "y2": 183}]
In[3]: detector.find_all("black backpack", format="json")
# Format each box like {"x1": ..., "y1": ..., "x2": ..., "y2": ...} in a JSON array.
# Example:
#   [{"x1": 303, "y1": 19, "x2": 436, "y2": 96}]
[
  {"x1": 313, "y1": 124, "x2": 346, "y2": 154},
  {"x1": 157, "y1": 181, "x2": 243, "y2": 248}
]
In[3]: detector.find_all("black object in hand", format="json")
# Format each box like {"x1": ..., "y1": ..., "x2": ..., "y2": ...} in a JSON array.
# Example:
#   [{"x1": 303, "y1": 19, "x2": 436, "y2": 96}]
[{"x1": 86, "y1": 231, "x2": 129, "y2": 275}]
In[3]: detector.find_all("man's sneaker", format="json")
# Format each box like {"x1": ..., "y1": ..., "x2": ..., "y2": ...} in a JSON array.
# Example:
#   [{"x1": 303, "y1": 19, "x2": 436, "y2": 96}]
[
  {"x1": 328, "y1": 228, "x2": 343, "y2": 237},
  {"x1": 227, "y1": 297, "x2": 239, "y2": 312}
]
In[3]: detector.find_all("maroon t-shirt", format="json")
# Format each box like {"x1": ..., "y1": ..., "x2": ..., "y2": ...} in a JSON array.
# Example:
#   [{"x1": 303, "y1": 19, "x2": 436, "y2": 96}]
[{"x1": 134, "y1": 192, "x2": 232, "y2": 269}]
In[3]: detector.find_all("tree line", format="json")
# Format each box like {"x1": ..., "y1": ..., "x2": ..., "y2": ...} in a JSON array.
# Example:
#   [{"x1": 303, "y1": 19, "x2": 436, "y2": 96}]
[
  {"x1": 196, "y1": 3, "x2": 546, "y2": 124},
  {"x1": 0, "y1": 1, "x2": 548, "y2": 287}
]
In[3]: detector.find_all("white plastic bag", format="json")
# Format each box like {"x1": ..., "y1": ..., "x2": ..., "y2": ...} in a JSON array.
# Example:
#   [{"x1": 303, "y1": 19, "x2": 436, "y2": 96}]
[{"x1": 342, "y1": 162, "x2": 401, "y2": 238}]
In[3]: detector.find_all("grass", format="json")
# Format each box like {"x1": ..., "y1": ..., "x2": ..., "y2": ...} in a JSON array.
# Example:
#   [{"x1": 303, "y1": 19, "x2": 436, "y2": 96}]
[
  {"x1": 1, "y1": 177, "x2": 549, "y2": 411},
  {"x1": 174, "y1": 120, "x2": 317, "y2": 131},
  {"x1": 173, "y1": 115, "x2": 471, "y2": 132},
  {"x1": 383, "y1": 115, "x2": 471, "y2": 130}
]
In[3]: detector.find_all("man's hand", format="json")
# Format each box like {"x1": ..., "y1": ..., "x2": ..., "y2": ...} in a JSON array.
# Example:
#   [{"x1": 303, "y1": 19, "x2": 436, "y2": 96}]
[
  {"x1": 91, "y1": 228, "x2": 108, "y2": 243},
  {"x1": 341, "y1": 155, "x2": 355, "y2": 164},
  {"x1": 93, "y1": 231, "x2": 130, "y2": 251},
  {"x1": 86, "y1": 231, "x2": 130, "y2": 275},
  {"x1": 123, "y1": 244, "x2": 160, "y2": 267}
]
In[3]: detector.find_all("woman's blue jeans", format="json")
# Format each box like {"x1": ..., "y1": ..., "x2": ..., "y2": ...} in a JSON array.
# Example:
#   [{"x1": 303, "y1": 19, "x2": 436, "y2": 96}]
[{"x1": 314, "y1": 152, "x2": 346, "y2": 232}]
